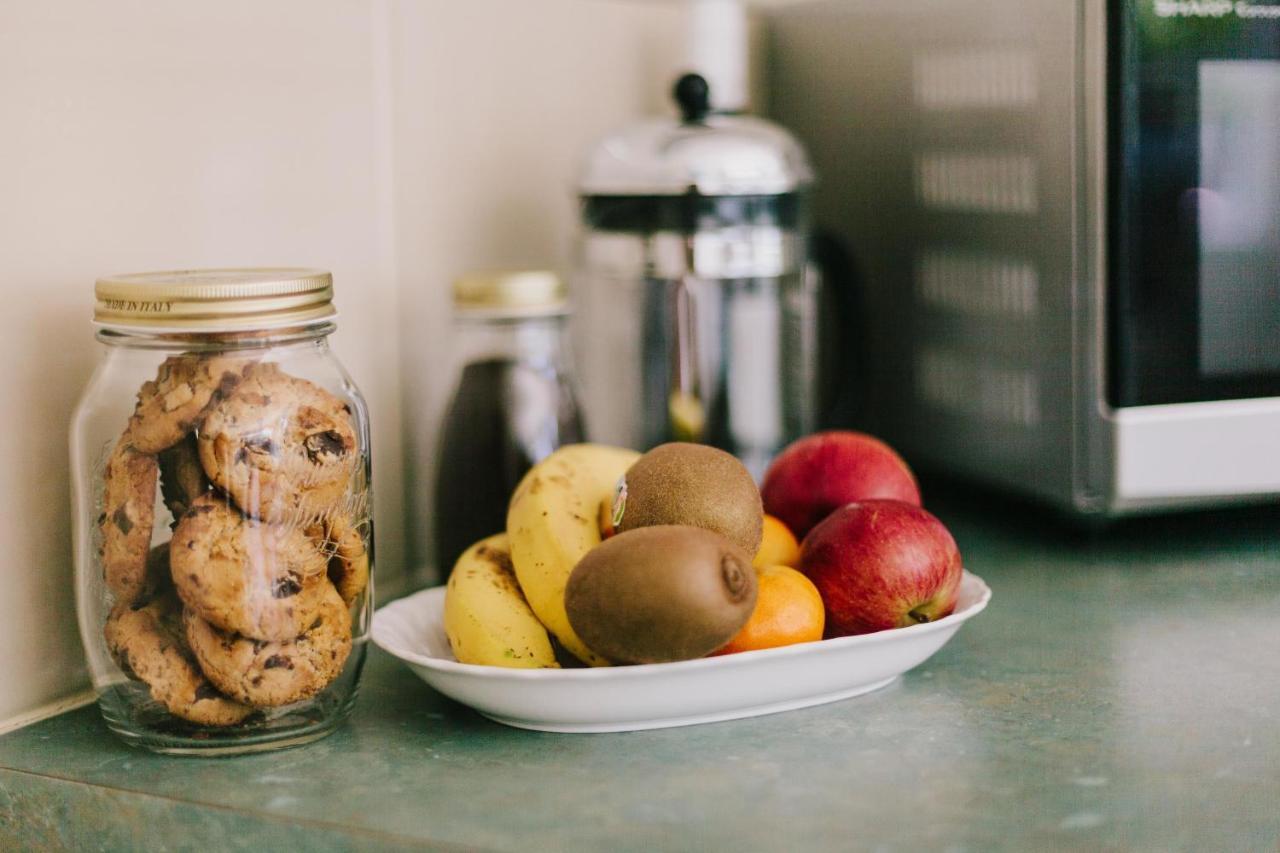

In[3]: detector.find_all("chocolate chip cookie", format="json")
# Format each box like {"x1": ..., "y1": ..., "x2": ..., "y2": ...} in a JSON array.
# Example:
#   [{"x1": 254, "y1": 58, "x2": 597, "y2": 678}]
[
  {"x1": 158, "y1": 433, "x2": 209, "y2": 524},
  {"x1": 171, "y1": 494, "x2": 331, "y2": 641},
  {"x1": 126, "y1": 353, "x2": 252, "y2": 454},
  {"x1": 104, "y1": 591, "x2": 252, "y2": 726},
  {"x1": 309, "y1": 515, "x2": 370, "y2": 606},
  {"x1": 100, "y1": 436, "x2": 159, "y2": 601},
  {"x1": 184, "y1": 582, "x2": 352, "y2": 708},
  {"x1": 197, "y1": 362, "x2": 358, "y2": 524}
]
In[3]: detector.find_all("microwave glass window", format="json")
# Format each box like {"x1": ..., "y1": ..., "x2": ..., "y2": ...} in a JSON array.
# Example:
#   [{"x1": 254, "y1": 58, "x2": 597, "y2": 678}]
[
  {"x1": 1198, "y1": 60, "x2": 1280, "y2": 377},
  {"x1": 1110, "y1": 1, "x2": 1280, "y2": 407}
]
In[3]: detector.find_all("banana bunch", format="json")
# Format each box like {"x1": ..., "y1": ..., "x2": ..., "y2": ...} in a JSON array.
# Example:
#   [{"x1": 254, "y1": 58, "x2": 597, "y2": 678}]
[
  {"x1": 443, "y1": 534, "x2": 557, "y2": 669},
  {"x1": 442, "y1": 444, "x2": 639, "y2": 668}
]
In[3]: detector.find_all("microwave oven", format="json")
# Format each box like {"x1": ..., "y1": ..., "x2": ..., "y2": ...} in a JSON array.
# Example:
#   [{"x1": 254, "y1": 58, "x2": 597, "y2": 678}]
[{"x1": 767, "y1": 0, "x2": 1280, "y2": 515}]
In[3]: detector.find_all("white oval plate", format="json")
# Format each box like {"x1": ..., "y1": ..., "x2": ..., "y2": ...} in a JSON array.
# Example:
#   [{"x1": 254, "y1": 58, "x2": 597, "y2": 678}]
[{"x1": 372, "y1": 571, "x2": 991, "y2": 733}]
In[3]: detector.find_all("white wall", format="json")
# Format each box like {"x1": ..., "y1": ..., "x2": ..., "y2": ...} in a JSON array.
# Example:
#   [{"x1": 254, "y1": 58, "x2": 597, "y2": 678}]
[
  {"x1": 0, "y1": 0, "x2": 699, "y2": 723},
  {"x1": 0, "y1": 0, "x2": 404, "y2": 724},
  {"x1": 389, "y1": 0, "x2": 694, "y2": 577},
  {"x1": 392, "y1": 1, "x2": 780, "y2": 578}
]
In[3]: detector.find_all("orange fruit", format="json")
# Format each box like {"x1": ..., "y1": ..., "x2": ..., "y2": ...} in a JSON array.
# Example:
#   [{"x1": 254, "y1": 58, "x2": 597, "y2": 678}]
[
  {"x1": 598, "y1": 494, "x2": 617, "y2": 539},
  {"x1": 715, "y1": 565, "x2": 825, "y2": 655},
  {"x1": 753, "y1": 514, "x2": 801, "y2": 568}
]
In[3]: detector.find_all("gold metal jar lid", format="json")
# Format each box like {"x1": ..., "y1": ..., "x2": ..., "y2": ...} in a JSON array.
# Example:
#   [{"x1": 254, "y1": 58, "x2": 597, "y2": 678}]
[
  {"x1": 94, "y1": 267, "x2": 336, "y2": 332},
  {"x1": 451, "y1": 270, "x2": 568, "y2": 318}
]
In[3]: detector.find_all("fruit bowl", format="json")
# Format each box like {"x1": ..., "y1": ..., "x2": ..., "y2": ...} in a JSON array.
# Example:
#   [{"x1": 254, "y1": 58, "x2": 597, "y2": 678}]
[{"x1": 372, "y1": 571, "x2": 991, "y2": 733}]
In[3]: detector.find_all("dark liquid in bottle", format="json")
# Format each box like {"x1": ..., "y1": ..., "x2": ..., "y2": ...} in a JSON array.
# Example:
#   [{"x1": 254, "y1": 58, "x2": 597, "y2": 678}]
[{"x1": 434, "y1": 357, "x2": 585, "y2": 575}]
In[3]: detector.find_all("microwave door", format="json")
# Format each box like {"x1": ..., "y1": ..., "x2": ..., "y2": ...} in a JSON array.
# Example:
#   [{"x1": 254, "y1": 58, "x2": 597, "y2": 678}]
[{"x1": 1110, "y1": 1, "x2": 1280, "y2": 408}]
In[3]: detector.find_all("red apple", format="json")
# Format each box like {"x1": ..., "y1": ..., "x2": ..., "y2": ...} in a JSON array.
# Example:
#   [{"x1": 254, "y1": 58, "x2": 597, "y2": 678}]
[
  {"x1": 762, "y1": 431, "x2": 920, "y2": 540},
  {"x1": 800, "y1": 499, "x2": 961, "y2": 637}
]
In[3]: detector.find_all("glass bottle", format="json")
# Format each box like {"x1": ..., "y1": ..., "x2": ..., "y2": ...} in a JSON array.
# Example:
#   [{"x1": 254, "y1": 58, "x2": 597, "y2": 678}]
[
  {"x1": 433, "y1": 271, "x2": 585, "y2": 575},
  {"x1": 71, "y1": 268, "x2": 373, "y2": 755}
]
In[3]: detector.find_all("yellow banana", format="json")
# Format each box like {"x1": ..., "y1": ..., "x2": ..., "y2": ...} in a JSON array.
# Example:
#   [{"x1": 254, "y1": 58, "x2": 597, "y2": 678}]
[
  {"x1": 506, "y1": 444, "x2": 640, "y2": 667},
  {"x1": 443, "y1": 533, "x2": 558, "y2": 669}
]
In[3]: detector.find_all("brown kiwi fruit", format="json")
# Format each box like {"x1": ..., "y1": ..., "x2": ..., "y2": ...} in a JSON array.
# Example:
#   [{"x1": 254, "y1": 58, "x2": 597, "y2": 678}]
[
  {"x1": 565, "y1": 525, "x2": 758, "y2": 664},
  {"x1": 614, "y1": 443, "x2": 763, "y2": 556}
]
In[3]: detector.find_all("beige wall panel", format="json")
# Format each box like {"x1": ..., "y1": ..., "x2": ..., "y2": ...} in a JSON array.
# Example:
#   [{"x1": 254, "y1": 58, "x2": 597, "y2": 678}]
[
  {"x1": 0, "y1": 0, "x2": 402, "y2": 722},
  {"x1": 390, "y1": 0, "x2": 691, "y2": 578}
]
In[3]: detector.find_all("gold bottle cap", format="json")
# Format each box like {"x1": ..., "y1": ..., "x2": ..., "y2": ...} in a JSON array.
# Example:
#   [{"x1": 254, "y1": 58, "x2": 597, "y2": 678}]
[
  {"x1": 451, "y1": 270, "x2": 568, "y2": 318},
  {"x1": 94, "y1": 267, "x2": 336, "y2": 333}
]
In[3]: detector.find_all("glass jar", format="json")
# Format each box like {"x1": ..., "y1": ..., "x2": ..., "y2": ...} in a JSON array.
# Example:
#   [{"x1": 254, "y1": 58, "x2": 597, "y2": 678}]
[
  {"x1": 433, "y1": 271, "x2": 585, "y2": 575},
  {"x1": 71, "y1": 268, "x2": 373, "y2": 755}
]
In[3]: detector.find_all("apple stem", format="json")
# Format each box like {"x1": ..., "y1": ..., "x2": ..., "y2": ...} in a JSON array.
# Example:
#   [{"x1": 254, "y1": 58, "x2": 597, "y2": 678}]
[{"x1": 908, "y1": 610, "x2": 931, "y2": 624}]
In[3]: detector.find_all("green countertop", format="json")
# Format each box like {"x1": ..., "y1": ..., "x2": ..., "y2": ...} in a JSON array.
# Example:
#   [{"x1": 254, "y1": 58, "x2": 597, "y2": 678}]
[{"x1": 2, "y1": 500, "x2": 1278, "y2": 851}]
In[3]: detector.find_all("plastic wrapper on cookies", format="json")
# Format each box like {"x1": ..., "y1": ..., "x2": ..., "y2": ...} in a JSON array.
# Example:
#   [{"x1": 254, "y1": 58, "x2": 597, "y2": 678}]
[{"x1": 73, "y1": 269, "x2": 374, "y2": 755}]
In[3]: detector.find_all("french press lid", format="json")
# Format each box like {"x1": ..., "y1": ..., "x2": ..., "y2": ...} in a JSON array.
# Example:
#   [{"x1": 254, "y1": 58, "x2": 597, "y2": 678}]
[{"x1": 578, "y1": 74, "x2": 813, "y2": 233}]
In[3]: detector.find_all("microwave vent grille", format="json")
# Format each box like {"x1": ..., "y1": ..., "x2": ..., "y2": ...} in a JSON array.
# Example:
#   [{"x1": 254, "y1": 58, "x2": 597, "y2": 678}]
[
  {"x1": 915, "y1": 153, "x2": 1038, "y2": 214},
  {"x1": 916, "y1": 348, "x2": 1042, "y2": 427},
  {"x1": 913, "y1": 48, "x2": 1038, "y2": 109},
  {"x1": 916, "y1": 250, "x2": 1039, "y2": 317}
]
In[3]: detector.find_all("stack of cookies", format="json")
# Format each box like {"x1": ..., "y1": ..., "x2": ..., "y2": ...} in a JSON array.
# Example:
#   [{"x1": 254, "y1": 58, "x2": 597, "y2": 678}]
[{"x1": 100, "y1": 356, "x2": 369, "y2": 726}]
